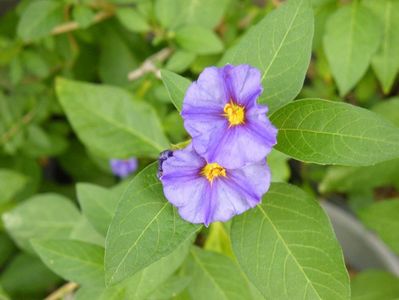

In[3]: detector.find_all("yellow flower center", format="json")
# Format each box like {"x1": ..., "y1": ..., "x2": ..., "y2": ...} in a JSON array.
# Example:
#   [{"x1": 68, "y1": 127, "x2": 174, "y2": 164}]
[
  {"x1": 223, "y1": 101, "x2": 245, "y2": 126},
  {"x1": 201, "y1": 163, "x2": 226, "y2": 183}
]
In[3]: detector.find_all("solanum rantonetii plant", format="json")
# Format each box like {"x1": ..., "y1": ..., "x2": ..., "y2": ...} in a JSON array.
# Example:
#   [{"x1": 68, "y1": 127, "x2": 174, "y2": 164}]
[{"x1": 1, "y1": 0, "x2": 399, "y2": 299}]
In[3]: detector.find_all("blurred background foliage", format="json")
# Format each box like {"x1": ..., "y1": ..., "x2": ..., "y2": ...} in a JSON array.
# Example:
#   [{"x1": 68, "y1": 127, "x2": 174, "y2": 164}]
[{"x1": 0, "y1": 0, "x2": 399, "y2": 299}]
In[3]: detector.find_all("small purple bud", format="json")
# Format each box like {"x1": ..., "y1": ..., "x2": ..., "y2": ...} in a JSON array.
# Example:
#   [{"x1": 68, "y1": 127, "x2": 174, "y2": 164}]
[
  {"x1": 110, "y1": 158, "x2": 138, "y2": 178},
  {"x1": 157, "y1": 150, "x2": 173, "y2": 179}
]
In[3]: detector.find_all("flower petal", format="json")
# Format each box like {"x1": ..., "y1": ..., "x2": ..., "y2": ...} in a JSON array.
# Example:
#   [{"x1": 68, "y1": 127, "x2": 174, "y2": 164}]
[
  {"x1": 182, "y1": 66, "x2": 228, "y2": 114},
  {"x1": 204, "y1": 160, "x2": 271, "y2": 224},
  {"x1": 222, "y1": 64, "x2": 263, "y2": 106}
]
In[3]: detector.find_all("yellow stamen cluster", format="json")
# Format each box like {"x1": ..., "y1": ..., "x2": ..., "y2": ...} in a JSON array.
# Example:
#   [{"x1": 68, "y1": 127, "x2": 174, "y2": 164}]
[
  {"x1": 223, "y1": 101, "x2": 245, "y2": 126},
  {"x1": 201, "y1": 163, "x2": 226, "y2": 183}
]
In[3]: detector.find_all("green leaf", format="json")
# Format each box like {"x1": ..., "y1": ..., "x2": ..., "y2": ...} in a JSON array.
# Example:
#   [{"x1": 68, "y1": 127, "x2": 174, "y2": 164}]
[
  {"x1": 161, "y1": 70, "x2": 191, "y2": 112},
  {"x1": 0, "y1": 253, "x2": 61, "y2": 299},
  {"x1": 32, "y1": 239, "x2": 105, "y2": 286},
  {"x1": 364, "y1": 0, "x2": 399, "y2": 94},
  {"x1": 73, "y1": 5, "x2": 95, "y2": 29},
  {"x1": 105, "y1": 163, "x2": 200, "y2": 286},
  {"x1": 178, "y1": 0, "x2": 230, "y2": 29},
  {"x1": 359, "y1": 199, "x2": 399, "y2": 255},
  {"x1": 186, "y1": 247, "x2": 253, "y2": 300},
  {"x1": 0, "y1": 285, "x2": 9, "y2": 300},
  {"x1": 2, "y1": 193, "x2": 80, "y2": 253},
  {"x1": 323, "y1": 2, "x2": 382, "y2": 96},
  {"x1": 0, "y1": 169, "x2": 27, "y2": 204},
  {"x1": 220, "y1": 0, "x2": 314, "y2": 113},
  {"x1": 77, "y1": 183, "x2": 121, "y2": 236},
  {"x1": 351, "y1": 271, "x2": 399, "y2": 300},
  {"x1": 372, "y1": 97, "x2": 399, "y2": 127},
  {"x1": 204, "y1": 222, "x2": 234, "y2": 259},
  {"x1": 166, "y1": 50, "x2": 196, "y2": 73},
  {"x1": 0, "y1": 233, "x2": 16, "y2": 268},
  {"x1": 56, "y1": 78, "x2": 169, "y2": 158},
  {"x1": 320, "y1": 158, "x2": 399, "y2": 193},
  {"x1": 231, "y1": 183, "x2": 349, "y2": 300},
  {"x1": 77, "y1": 240, "x2": 191, "y2": 299},
  {"x1": 70, "y1": 216, "x2": 105, "y2": 246},
  {"x1": 270, "y1": 99, "x2": 399, "y2": 166},
  {"x1": 17, "y1": 0, "x2": 64, "y2": 41},
  {"x1": 116, "y1": 8, "x2": 150, "y2": 33},
  {"x1": 155, "y1": 0, "x2": 180, "y2": 29},
  {"x1": 267, "y1": 150, "x2": 290, "y2": 182},
  {"x1": 147, "y1": 276, "x2": 191, "y2": 300},
  {"x1": 175, "y1": 26, "x2": 224, "y2": 55}
]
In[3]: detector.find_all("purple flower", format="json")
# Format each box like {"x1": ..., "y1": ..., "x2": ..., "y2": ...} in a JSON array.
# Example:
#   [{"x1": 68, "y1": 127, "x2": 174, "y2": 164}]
[
  {"x1": 110, "y1": 158, "x2": 138, "y2": 178},
  {"x1": 181, "y1": 64, "x2": 277, "y2": 169},
  {"x1": 159, "y1": 144, "x2": 270, "y2": 226}
]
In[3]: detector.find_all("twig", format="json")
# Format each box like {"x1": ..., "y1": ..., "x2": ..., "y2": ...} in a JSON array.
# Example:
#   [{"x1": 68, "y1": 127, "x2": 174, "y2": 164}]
[
  {"x1": 51, "y1": 10, "x2": 114, "y2": 36},
  {"x1": 45, "y1": 282, "x2": 79, "y2": 300},
  {"x1": 127, "y1": 48, "x2": 173, "y2": 81}
]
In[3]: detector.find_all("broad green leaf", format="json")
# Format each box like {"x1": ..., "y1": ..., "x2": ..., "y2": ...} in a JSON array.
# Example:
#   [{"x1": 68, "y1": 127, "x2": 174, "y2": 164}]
[
  {"x1": 77, "y1": 240, "x2": 190, "y2": 299},
  {"x1": 32, "y1": 239, "x2": 105, "y2": 286},
  {"x1": 105, "y1": 163, "x2": 200, "y2": 285},
  {"x1": 320, "y1": 158, "x2": 399, "y2": 193},
  {"x1": 351, "y1": 271, "x2": 399, "y2": 300},
  {"x1": 323, "y1": 2, "x2": 382, "y2": 96},
  {"x1": 231, "y1": 183, "x2": 349, "y2": 300},
  {"x1": 77, "y1": 183, "x2": 121, "y2": 236},
  {"x1": 175, "y1": 26, "x2": 224, "y2": 55},
  {"x1": 161, "y1": 70, "x2": 191, "y2": 112},
  {"x1": 2, "y1": 193, "x2": 80, "y2": 253},
  {"x1": 0, "y1": 169, "x2": 27, "y2": 204},
  {"x1": 177, "y1": 0, "x2": 229, "y2": 29},
  {"x1": 359, "y1": 199, "x2": 399, "y2": 255},
  {"x1": 70, "y1": 216, "x2": 105, "y2": 246},
  {"x1": 270, "y1": 99, "x2": 399, "y2": 166},
  {"x1": 186, "y1": 247, "x2": 253, "y2": 300},
  {"x1": 220, "y1": 0, "x2": 314, "y2": 113},
  {"x1": 155, "y1": 0, "x2": 180, "y2": 29},
  {"x1": 372, "y1": 97, "x2": 399, "y2": 127},
  {"x1": 56, "y1": 78, "x2": 169, "y2": 158},
  {"x1": 166, "y1": 50, "x2": 196, "y2": 73},
  {"x1": 0, "y1": 253, "x2": 61, "y2": 299},
  {"x1": 0, "y1": 285, "x2": 9, "y2": 300},
  {"x1": 116, "y1": 8, "x2": 150, "y2": 33},
  {"x1": 147, "y1": 276, "x2": 191, "y2": 300},
  {"x1": 364, "y1": 0, "x2": 399, "y2": 94},
  {"x1": 17, "y1": 0, "x2": 64, "y2": 41}
]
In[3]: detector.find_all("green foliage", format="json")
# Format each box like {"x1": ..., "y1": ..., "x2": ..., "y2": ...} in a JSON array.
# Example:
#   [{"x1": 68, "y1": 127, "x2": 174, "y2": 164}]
[
  {"x1": 2, "y1": 0, "x2": 399, "y2": 298},
  {"x1": 231, "y1": 183, "x2": 350, "y2": 300},
  {"x1": 271, "y1": 99, "x2": 399, "y2": 166},
  {"x1": 2, "y1": 194, "x2": 80, "y2": 253},
  {"x1": 359, "y1": 199, "x2": 399, "y2": 255},
  {"x1": 221, "y1": 0, "x2": 314, "y2": 113},
  {"x1": 17, "y1": 0, "x2": 64, "y2": 41},
  {"x1": 351, "y1": 271, "x2": 399, "y2": 300},
  {"x1": 32, "y1": 239, "x2": 105, "y2": 286},
  {"x1": 56, "y1": 78, "x2": 169, "y2": 159},
  {"x1": 105, "y1": 163, "x2": 200, "y2": 285},
  {"x1": 323, "y1": 2, "x2": 382, "y2": 96}
]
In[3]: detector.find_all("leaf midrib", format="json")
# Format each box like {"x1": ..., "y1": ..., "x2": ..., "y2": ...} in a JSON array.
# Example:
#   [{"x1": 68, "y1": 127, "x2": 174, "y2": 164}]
[
  {"x1": 61, "y1": 92, "x2": 166, "y2": 153},
  {"x1": 257, "y1": 205, "x2": 323, "y2": 300},
  {"x1": 261, "y1": 0, "x2": 305, "y2": 81}
]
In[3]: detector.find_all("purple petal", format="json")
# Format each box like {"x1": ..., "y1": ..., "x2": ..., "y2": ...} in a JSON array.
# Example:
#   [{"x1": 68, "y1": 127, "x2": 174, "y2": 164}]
[
  {"x1": 110, "y1": 158, "x2": 138, "y2": 178},
  {"x1": 182, "y1": 66, "x2": 229, "y2": 115},
  {"x1": 222, "y1": 64, "x2": 263, "y2": 106},
  {"x1": 160, "y1": 145, "x2": 271, "y2": 226}
]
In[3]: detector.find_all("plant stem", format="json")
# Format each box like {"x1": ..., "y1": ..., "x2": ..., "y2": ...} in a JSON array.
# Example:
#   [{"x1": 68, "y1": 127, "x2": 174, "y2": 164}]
[{"x1": 45, "y1": 282, "x2": 79, "y2": 300}]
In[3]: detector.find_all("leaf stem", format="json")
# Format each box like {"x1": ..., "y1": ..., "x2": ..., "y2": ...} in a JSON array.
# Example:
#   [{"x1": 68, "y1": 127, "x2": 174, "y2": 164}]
[
  {"x1": 45, "y1": 282, "x2": 79, "y2": 300},
  {"x1": 51, "y1": 10, "x2": 114, "y2": 36},
  {"x1": 127, "y1": 48, "x2": 173, "y2": 81}
]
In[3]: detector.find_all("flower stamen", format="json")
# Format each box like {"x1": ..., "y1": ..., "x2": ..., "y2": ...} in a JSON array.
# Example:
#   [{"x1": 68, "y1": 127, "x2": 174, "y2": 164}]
[
  {"x1": 223, "y1": 101, "x2": 245, "y2": 126},
  {"x1": 201, "y1": 163, "x2": 226, "y2": 183}
]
